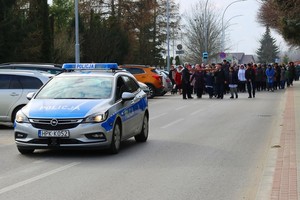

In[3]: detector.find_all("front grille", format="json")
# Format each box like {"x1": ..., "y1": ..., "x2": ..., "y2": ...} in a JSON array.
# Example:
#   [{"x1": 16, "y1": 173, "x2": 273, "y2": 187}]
[
  {"x1": 29, "y1": 138, "x2": 83, "y2": 144},
  {"x1": 29, "y1": 118, "x2": 83, "y2": 130}
]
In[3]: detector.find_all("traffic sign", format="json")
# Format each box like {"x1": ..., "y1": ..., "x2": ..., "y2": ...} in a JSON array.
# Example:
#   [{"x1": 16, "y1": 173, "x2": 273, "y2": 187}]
[
  {"x1": 202, "y1": 52, "x2": 208, "y2": 59},
  {"x1": 220, "y1": 52, "x2": 226, "y2": 59},
  {"x1": 176, "y1": 50, "x2": 184, "y2": 54}
]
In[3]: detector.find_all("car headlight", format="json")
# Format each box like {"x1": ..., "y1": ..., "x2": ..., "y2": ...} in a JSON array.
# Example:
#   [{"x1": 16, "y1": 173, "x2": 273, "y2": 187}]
[
  {"x1": 15, "y1": 111, "x2": 29, "y2": 123},
  {"x1": 83, "y1": 111, "x2": 108, "y2": 123}
]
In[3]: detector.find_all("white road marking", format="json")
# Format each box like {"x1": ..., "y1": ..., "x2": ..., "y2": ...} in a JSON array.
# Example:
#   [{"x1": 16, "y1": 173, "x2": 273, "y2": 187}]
[
  {"x1": 175, "y1": 105, "x2": 187, "y2": 111},
  {"x1": 150, "y1": 113, "x2": 167, "y2": 120},
  {"x1": 190, "y1": 108, "x2": 204, "y2": 116},
  {"x1": 161, "y1": 118, "x2": 184, "y2": 129},
  {"x1": 0, "y1": 162, "x2": 80, "y2": 195}
]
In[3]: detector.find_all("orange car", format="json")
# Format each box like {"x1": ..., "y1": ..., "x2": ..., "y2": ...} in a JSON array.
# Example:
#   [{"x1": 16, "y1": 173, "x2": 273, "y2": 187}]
[{"x1": 120, "y1": 65, "x2": 165, "y2": 98}]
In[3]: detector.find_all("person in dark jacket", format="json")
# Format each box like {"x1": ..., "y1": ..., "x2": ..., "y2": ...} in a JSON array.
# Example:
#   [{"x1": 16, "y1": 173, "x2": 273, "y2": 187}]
[
  {"x1": 204, "y1": 67, "x2": 214, "y2": 99},
  {"x1": 228, "y1": 66, "x2": 239, "y2": 99},
  {"x1": 245, "y1": 63, "x2": 256, "y2": 98},
  {"x1": 214, "y1": 63, "x2": 226, "y2": 99},
  {"x1": 255, "y1": 64, "x2": 264, "y2": 91},
  {"x1": 191, "y1": 64, "x2": 205, "y2": 98},
  {"x1": 181, "y1": 64, "x2": 193, "y2": 99},
  {"x1": 287, "y1": 61, "x2": 296, "y2": 87},
  {"x1": 274, "y1": 63, "x2": 281, "y2": 90}
]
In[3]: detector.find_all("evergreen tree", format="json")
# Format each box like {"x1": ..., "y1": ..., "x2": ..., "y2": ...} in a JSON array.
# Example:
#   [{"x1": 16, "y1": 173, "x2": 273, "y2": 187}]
[
  {"x1": 0, "y1": 0, "x2": 23, "y2": 62},
  {"x1": 258, "y1": 0, "x2": 300, "y2": 46},
  {"x1": 256, "y1": 26, "x2": 280, "y2": 63},
  {"x1": 18, "y1": 0, "x2": 52, "y2": 62}
]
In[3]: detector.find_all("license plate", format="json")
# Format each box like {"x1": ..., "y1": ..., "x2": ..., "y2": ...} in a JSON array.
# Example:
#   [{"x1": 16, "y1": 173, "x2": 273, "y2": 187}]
[{"x1": 38, "y1": 130, "x2": 70, "y2": 138}]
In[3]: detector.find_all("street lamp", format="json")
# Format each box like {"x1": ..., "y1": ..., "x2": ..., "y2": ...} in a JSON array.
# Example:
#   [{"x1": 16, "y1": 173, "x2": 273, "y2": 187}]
[
  {"x1": 166, "y1": 0, "x2": 170, "y2": 71},
  {"x1": 204, "y1": 0, "x2": 209, "y2": 54},
  {"x1": 226, "y1": 14, "x2": 243, "y2": 26},
  {"x1": 221, "y1": 0, "x2": 247, "y2": 52},
  {"x1": 75, "y1": 0, "x2": 80, "y2": 63}
]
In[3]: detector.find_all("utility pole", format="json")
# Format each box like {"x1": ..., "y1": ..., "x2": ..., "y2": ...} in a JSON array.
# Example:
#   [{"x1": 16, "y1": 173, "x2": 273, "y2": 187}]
[
  {"x1": 75, "y1": 0, "x2": 80, "y2": 63},
  {"x1": 166, "y1": 0, "x2": 170, "y2": 71},
  {"x1": 221, "y1": 0, "x2": 247, "y2": 52}
]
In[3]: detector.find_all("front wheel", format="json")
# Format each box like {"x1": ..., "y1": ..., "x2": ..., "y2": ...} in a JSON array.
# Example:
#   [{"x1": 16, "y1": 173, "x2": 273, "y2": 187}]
[
  {"x1": 109, "y1": 122, "x2": 121, "y2": 154},
  {"x1": 135, "y1": 115, "x2": 149, "y2": 142},
  {"x1": 146, "y1": 84, "x2": 155, "y2": 99}
]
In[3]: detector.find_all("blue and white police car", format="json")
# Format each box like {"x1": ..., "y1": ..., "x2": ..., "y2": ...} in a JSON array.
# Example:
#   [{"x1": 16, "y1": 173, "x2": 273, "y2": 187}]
[{"x1": 14, "y1": 63, "x2": 149, "y2": 154}]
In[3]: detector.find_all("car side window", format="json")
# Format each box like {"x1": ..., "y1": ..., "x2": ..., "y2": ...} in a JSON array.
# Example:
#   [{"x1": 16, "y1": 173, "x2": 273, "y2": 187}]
[
  {"x1": 122, "y1": 76, "x2": 139, "y2": 93},
  {"x1": 0, "y1": 75, "x2": 11, "y2": 89},
  {"x1": 10, "y1": 76, "x2": 22, "y2": 89},
  {"x1": 124, "y1": 68, "x2": 145, "y2": 74},
  {"x1": 18, "y1": 76, "x2": 43, "y2": 89},
  {"x1": 116, "y1": 77, "x2": 127, "y2": 101}
]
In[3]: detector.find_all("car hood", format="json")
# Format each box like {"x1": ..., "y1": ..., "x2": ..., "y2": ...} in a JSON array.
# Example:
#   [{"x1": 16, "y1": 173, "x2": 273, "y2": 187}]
[{"x1": 23, "y1": 99, "x2": 110, "y2": 118}]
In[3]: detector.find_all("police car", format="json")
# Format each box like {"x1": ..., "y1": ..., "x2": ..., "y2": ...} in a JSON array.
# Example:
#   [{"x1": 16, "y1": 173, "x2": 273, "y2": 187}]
[{"x1": 14, "y1": 63, "x2": 149, "y2": 154}]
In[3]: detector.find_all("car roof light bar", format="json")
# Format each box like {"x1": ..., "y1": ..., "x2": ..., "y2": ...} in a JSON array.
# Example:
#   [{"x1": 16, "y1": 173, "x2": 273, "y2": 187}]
[{"x1": 62, "y1": 63, "x2": 119, "y2": 70}]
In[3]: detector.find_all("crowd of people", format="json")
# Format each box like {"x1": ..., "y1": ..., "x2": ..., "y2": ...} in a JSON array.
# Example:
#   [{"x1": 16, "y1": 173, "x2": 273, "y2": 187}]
[{"x1": 168, "y1": 60, "x2": 298, "y2": 100}]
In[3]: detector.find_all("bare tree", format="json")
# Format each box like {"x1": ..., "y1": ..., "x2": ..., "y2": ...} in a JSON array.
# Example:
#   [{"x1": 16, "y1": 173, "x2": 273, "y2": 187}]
[{"x1": 182, "y1": 0, "x2": 222, "y2": 64}]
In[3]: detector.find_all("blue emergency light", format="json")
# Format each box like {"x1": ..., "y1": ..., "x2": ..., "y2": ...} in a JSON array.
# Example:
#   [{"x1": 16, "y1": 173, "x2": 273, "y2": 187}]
[{"x1": 62, "y1": 63, "x2": 119, "y2": 70}]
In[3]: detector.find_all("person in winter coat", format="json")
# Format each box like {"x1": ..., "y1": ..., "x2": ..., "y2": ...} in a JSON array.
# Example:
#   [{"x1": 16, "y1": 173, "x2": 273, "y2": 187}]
[
  {"x1": 181, "y1": 64, "x2": 193, "y2": 99},
  {"x1": 191, "y1": 64, "x2": 205, "y2": 98},
  {"x1": 280, "y1": 65, "x2": 286, "y2": 89},
  {"x1": 255, "y1": 64, "x2": 264, "y2": 91},
  {"x1": 287, "y1": 62, "x2": 296, "y2": 86},
  {"x1": 204, "y1": 67, "x2": 214, "y2": 99},
  {"x1": 274, "y1": 63, "x2": 281, "y2": 90},
  {"x1": 238, "y1": 64, "x2": 246, "y2": 92},
  {"x1": 245, "y1": 63, "x2": 256, "y2": 98},
  {"x1": 214, "y1": 63, "x2": 226, "y2": 99},
  {"x1": 265, "y1": 64, "x2": 275, "y2": 92},
  {"x1": 175, "y1": 65, "x2": 183, "y2": 95},
  {"x1": 228, "y1": 66, "x2": 239, "y2": 99},
  {"x1": 169, "y1": 65, "x2": 176, "y2": 85}
]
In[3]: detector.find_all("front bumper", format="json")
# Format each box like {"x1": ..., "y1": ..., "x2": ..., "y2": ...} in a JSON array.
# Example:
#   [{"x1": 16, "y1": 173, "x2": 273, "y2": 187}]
[{"x1": 14, "y1": 122, "x2": 113, "y2": 150}]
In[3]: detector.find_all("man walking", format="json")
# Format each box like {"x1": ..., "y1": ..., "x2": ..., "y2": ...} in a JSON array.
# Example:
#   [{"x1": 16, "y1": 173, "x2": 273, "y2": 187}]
[
  {"x1": 182, "y1": 63, "x2": 193, "y2": 99},
  {"x1": 245, "y1": 63, "x2": 256, "y2": 98},
  {"x1": 214, "y1": 63, "x2": 226, "y2": 99}
]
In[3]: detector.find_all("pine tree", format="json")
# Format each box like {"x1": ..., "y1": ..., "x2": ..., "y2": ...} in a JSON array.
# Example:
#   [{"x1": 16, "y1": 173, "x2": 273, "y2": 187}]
[{"x1": 256, "y1": 26, "x2": 280, "y2": 63}]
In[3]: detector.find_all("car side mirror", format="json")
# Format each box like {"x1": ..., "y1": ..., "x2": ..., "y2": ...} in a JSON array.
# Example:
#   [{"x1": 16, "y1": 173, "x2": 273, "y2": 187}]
[
  {"x1": 121, "y1": 92, "x2": 135, "y2": 101},
  {"x1": 26, "y1": 92, "x2": 35, "y2": 100}
]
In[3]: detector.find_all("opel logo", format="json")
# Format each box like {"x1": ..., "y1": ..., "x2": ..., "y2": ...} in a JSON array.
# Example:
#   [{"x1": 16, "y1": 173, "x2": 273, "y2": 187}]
[{"x1": 50, "y1": 119, "x2": 58, "y2": 126}]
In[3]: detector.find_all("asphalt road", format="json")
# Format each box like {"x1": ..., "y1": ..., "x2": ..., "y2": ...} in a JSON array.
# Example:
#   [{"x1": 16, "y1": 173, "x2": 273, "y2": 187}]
[{"x1": 0, "y1": 90, "x2": 286, "y2": 200}]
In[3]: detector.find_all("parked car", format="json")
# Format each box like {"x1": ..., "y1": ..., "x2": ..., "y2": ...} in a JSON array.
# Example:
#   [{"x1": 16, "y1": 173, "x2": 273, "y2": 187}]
[
  {"x1": 138, "y1": 81, "x2": 150, "y2": 97},
  {"x1": 0, "y1": 63, "x2": 63, "y2": 75},
  {"x1": 120, "y1": 65, "x2": 165, "y2": 98},
  {"x1": 0, "y1": 70, "x2": 52, "y2": 123},
  {"x1": 158, "y1": 70, "x2": 173, "y2": 95},
  {"x1": 14, "y1": 63, "x2": 149, "y2": 154}
]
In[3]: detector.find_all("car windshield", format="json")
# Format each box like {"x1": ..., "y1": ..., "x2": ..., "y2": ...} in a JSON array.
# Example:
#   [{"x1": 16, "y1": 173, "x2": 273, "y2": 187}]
[{"x1": 35, "y1": 76, "x2": 113, "y2": 99}]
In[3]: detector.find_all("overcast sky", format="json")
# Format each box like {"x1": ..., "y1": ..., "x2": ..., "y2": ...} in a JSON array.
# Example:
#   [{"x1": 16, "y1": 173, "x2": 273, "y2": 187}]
[{"x1": 176, "y1": 0, "x2": 287, "y2": 55}]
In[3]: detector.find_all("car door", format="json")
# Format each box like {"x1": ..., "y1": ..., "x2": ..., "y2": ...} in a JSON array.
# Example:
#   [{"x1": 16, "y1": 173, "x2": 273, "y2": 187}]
[
  {"x1": 0, "y1": 75, "x2": 23, "y2": 120},
  {"x1": 121, "y1": 75, "x2": 144, "y2": 136}
]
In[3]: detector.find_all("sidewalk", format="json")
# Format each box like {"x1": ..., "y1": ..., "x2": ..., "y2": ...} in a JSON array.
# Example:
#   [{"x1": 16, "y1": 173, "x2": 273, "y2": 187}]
[{"x1": 256, "y1": 81, "x2": 300, "y2": 200}]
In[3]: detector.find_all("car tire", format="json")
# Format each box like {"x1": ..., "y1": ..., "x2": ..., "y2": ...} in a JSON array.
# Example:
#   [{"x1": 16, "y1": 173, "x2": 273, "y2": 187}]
[
  {"x1": 146, "y1": 84, "x2": 155, "y2": 99},
  {"x1": 135, "y1": 114, "x2": 148, "y2": 142},
  {"x1": 17, "y1": 147, "x2": 34, "y2": 154},
  {"x1": 109, "y1": 122, "x2": 121, "y2": 154}
]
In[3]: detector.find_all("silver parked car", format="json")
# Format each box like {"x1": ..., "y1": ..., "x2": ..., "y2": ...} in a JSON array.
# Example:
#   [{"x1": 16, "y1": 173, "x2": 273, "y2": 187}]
[
  {"x1": 157, "y1": 70, "x2": 172, "y2": 95},
  {"x1": 0, "y1": 70, "x2": 52, "y2": 123},
  {"x1": 14, "y1": 63, "x2": 149, "y2": 154}
]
